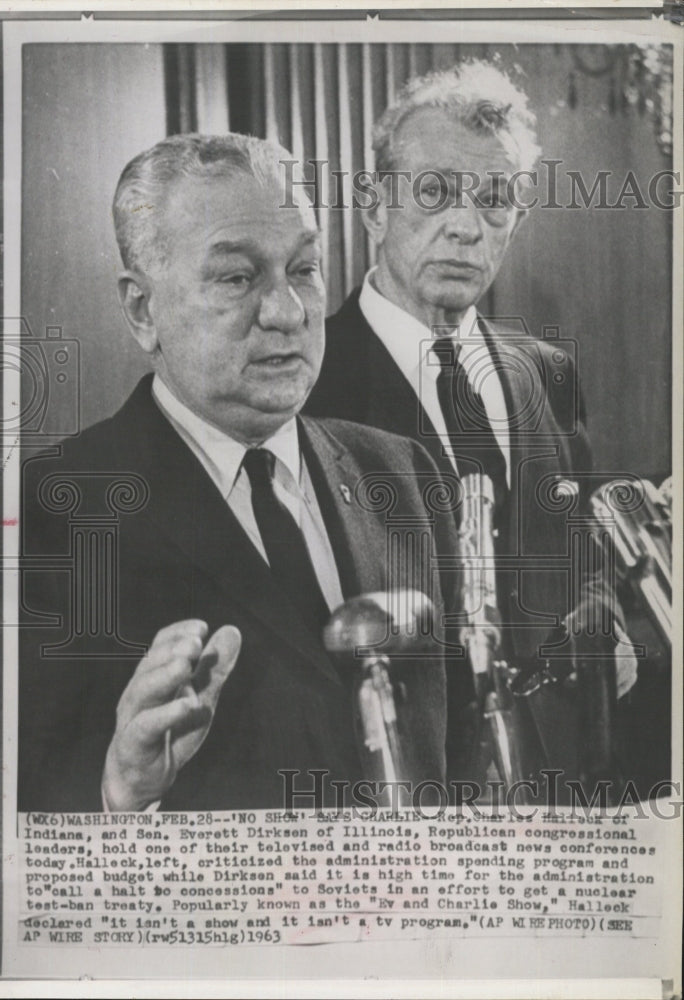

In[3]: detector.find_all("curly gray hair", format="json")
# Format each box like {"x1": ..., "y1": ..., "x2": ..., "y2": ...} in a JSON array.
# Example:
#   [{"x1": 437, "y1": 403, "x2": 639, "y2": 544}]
[{"x1": 373, "y1": 60, "x2": 541, "y2": 176}]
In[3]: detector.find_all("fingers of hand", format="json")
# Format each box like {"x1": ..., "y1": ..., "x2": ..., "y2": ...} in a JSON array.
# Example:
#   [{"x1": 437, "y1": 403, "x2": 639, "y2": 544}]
[
  {"x1": 112, "y1": 622, "x2": 240, "y2": 782},
  {"x1": 139, "y1": 620, "x2": 208, "y2": 674},
  {"x1": 117, "y1": 624, "x2": 208, "y2": 725},
  {"x1": 153, "y1": 619, "x2": 209, "y2": 646},
  {"x1": 129, "y1": 696, "x2": 212, "y2": 751},
  {"x1": 613, "y1": 622, "x2": 638, "y2": 699},
  {"x1": 103, "y1": 695, "x2": 209, "y2": 811},
  {"x1": 192, "y1": 625, "x2": 242, "y2": 709},
  {"x1": 615, "y1": 638, "x2": 638, "y2": 699}
]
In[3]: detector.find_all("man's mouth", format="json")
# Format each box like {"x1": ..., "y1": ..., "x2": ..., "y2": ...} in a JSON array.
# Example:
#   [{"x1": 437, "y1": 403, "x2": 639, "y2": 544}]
[
  {"x1": 251, "y1": 353, "x2": 303, "y2": 369},
  {"x1": 429, "y1": 260, "x2": 481, "y2": 274}
]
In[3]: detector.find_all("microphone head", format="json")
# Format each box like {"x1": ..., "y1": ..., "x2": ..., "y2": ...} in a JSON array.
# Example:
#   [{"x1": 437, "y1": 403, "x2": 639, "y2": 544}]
[{"x1": 323, "y1": 590, "x2": 436, "y2": 660}]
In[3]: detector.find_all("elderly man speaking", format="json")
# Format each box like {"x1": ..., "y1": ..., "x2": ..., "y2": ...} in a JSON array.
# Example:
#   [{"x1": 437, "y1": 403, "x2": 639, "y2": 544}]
[{"x1": 19, "y1": 133, "x2": 464, "y2": 813}]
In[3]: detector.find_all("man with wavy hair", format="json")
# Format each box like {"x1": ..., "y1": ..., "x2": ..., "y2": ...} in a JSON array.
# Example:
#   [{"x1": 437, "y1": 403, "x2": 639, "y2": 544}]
[
  {"x1": 19, "y1": 132, "x2": 464, "y2": 812},
  {"x1": 307, "y1": 60, "x2": 636, "y2": 786}
]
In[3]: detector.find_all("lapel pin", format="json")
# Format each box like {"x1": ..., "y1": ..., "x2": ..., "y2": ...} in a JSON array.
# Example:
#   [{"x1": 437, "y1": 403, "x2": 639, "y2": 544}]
[{"x1": 339, "y1": 484, "x2": 352, "y2": 504}]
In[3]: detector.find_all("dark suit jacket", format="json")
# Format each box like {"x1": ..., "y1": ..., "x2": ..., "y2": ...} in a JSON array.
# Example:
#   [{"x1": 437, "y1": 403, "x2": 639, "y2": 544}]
[
  {"x1": 307, "y1": 288, "x2": 613, "y2": 668},
  {"x1": 19, "y1": 375, "x2": 466, "y2": 812}
]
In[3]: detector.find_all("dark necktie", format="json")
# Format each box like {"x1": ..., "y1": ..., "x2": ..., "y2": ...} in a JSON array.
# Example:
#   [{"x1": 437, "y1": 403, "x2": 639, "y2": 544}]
[
  {"x1": 242, "y1": 448, "x2": 330, "y2": 634},
  {"x1": 432, "y1": 336, "x2": 508, "y2": 514}
]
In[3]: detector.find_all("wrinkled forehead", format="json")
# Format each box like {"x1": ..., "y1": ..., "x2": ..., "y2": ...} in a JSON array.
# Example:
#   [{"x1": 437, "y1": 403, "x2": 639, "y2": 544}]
[
  {"x1": 393, "y1": 107, "x2": 523, "y2": 176},
  {"x1": 159, "y1": 168, "x2": 319, "y2": 252}
]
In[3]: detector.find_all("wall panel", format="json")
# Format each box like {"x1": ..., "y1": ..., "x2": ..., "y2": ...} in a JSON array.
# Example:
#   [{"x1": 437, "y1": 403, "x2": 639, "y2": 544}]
[{"x1": 22, "y1": 43, "x2": 166, "y2": 432}]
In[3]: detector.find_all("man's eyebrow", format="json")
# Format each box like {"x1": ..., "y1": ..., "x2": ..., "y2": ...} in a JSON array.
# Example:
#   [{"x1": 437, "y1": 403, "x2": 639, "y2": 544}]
[
  {"x1": 206, "y1": 239, "x2": 257, "y2": 258},
  {"x1": 295, "y1": 229, "x2": 323, "y2": 250},
  {"x1": 205, "y1": 230, "x2": 322, "y2": 258}
]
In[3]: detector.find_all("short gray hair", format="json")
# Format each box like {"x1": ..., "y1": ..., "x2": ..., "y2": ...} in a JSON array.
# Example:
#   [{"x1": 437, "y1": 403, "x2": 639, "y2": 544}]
[
  {"x1": 373, "y1": 60, "x2": 541, "y2": 175},
  {"x1": 112, "y1": 132, "x2": 294, "y2": 273}
]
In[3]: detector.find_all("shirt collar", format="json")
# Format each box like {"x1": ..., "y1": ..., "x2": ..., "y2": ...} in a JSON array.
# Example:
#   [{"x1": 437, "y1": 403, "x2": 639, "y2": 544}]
[
  {"x1": 359, "y1": 267, "x2": 482, "y2": 380},
  {"x1": 151, "y1": 374, "x2": 301, "y2": 497}
]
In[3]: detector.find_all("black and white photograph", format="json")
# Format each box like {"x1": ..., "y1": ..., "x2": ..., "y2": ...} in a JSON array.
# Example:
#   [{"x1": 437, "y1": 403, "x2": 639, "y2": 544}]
[{"x1": 1, "y1": 8, "x2": 682, "y2": 995}]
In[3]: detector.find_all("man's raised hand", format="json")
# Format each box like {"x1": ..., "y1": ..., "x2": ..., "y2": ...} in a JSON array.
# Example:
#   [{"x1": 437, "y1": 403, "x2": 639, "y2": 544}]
[{"x1": 102, "y1": 620, "x2": 241, "y2": 811}]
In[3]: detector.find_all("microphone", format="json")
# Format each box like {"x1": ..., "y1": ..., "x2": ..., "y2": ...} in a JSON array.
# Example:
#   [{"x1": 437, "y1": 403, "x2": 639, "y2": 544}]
[
  {"x1": 323, "y1": 590, "x2": 436, "y2": 658},
  {"x1": 323, "y1": 591, "x2": 436, "y2": 800}
]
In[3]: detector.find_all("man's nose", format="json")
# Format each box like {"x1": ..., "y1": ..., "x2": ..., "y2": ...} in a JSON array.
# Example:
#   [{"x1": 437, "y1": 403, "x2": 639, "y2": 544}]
[
  {"x1": 443, "y1": 201, "x2": 483, "y2": 244},
  {"x1": 257, "y1": 280, "x2": 306, "y2": 334}
]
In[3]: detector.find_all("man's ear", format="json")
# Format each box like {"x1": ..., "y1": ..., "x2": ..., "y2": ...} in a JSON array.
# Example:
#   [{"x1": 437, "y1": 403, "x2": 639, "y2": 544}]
[
  {"x1": 360, "y1": 182, "x2": 389, "y2": 248},
  {"x1": 117, "y1": 271, "x2": 159, "y2": 357}
]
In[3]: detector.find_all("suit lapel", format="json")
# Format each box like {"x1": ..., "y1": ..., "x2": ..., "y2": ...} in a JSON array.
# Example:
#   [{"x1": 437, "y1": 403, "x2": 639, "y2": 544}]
[
  {"x1": 478, "y1": 318, "x2": 518, "y2": 445},
  {"x1": 479, "y1": 316, "x2": 567, "y2": 459},
  {"x1": 116, "y1": 379, "x2": 342, "y2": 683},
  {"x1": 355, "y1": 307, "x2": 452, "y2": 478},
  {"x1": 346, "y1": 300, "x2": 547, "y2": 495},
  {"x1": 299, "y1": 417, "x2": 387, "y2": 599},
  {"x1": 478, "y1": 318, "x2": 564, "y2": 557}
]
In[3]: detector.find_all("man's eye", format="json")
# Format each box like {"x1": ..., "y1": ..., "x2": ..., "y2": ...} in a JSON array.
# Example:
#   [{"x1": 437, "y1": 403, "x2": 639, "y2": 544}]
[
  {"x1": 418, "y1": 179, "x2": 448, "y2": 205},
  {"x1": 477, "y1": 190, "x2": 510, "y2": 210},
  {"x1": 294, "y1": 262, "x2": 320, "y2": 278},
  {"x1": 218, "y1": 273, "x2": 252, "y2": 288}
]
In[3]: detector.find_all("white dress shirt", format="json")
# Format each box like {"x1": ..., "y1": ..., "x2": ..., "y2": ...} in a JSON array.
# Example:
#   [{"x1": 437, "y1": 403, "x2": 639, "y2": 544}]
[
  {"x1": 358, "y1": 273, "x2": 637, "y2": 697},
  {"x1": 103, "y1": 378, "x2": 345, "y2": 811},
  {"x1": 152, "y1": 375, "x2": 344, "y2": 614},
  {"x1": 359, "y1": 269, "x2": 511, "y2": 486}
]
